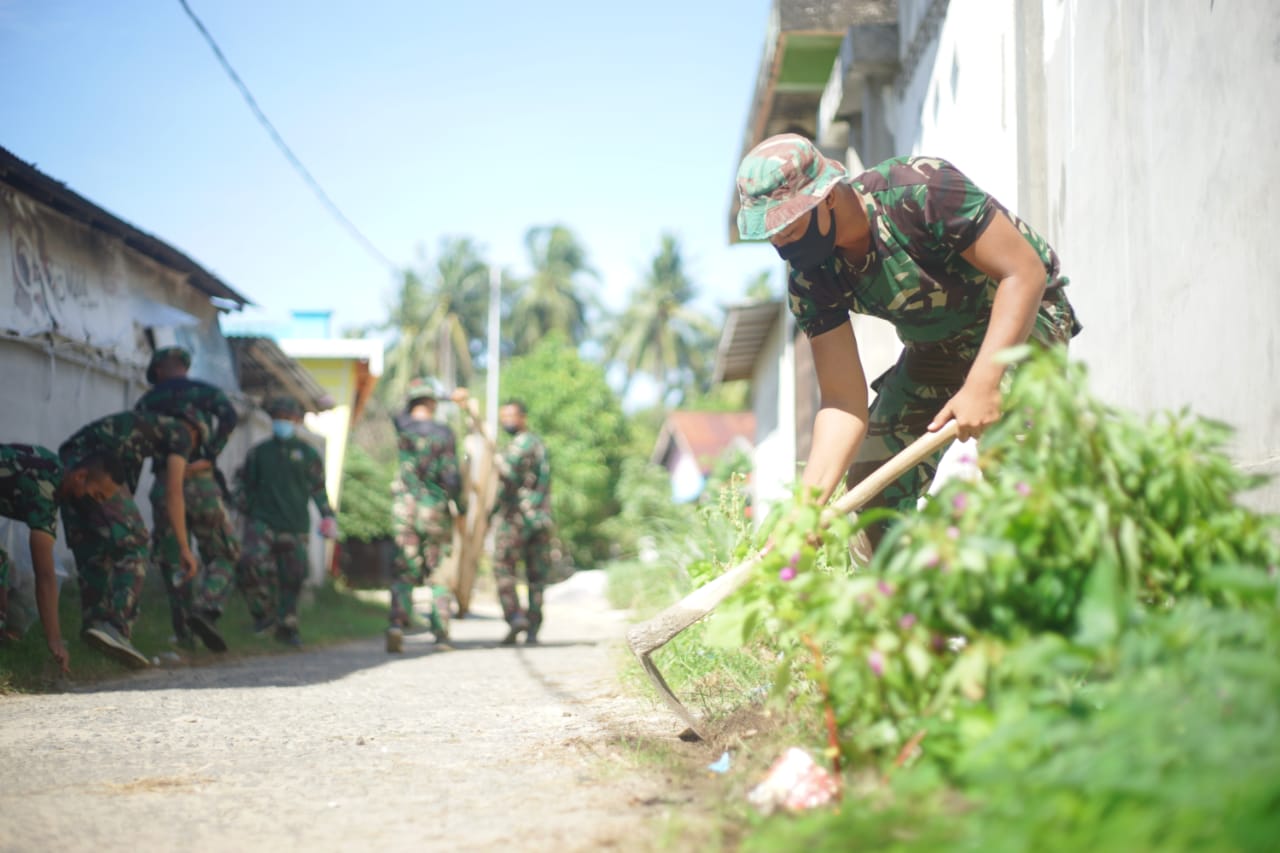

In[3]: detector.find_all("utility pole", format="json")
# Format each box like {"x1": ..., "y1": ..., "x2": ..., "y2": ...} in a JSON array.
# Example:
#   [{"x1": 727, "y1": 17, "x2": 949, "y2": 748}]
[{"x1": 486, "y1": 264, "x2": 501, "y2": 437}]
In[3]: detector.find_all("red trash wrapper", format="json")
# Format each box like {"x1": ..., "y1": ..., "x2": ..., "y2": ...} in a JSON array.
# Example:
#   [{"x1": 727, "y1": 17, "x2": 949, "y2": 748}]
[{"x1": 747, "y1": 747, "x2": 840, "y2": 815}]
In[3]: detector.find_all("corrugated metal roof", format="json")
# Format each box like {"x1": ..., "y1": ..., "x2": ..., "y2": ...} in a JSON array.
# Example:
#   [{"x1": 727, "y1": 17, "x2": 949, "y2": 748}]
[
  {"x1": 0, "y1": 146, "x2": 251, "y2": 308},
  {"x1": 227, "y1": 335, "x2": 332, "y2": 413},
  {"x1": 712, "y1": 300, "x2": 783, "y2": 383}
]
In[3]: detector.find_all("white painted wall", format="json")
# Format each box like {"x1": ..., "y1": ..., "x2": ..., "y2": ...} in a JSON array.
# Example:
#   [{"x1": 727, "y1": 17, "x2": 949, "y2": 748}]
[
  {"x1": 1038, "y1": 0, "x2": 1280, "y2": 509},
  {"x1": 892, "y1": 0, "x2": 1021, "y2": 211},
  {"x1": 750, "y1": 303, "x2": 797, "y2": 521}
]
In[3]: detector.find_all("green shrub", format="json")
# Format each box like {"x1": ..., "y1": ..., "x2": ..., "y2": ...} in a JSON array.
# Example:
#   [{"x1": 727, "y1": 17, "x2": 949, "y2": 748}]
[{"x1": 337, "y1": 443, "x2": 396, "y2": 542}]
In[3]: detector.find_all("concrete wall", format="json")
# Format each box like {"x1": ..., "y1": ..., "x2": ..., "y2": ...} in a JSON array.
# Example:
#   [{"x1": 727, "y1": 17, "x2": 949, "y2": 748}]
[
  {"x1": 749, "y1": 303, "x2": 798, "y2": 520},
  {"x1": 866, "y1": 0, "x2": 1279, "y2": 510},
  {"x1": 1034, "y1": 0, "x2": 1280, "y2": 509}
]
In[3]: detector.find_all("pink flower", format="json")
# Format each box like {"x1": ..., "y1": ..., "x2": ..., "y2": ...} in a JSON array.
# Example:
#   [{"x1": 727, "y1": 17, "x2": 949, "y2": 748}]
[
  {"x1": 899, "y1": 613, "x2": 918, "y2": 630},
  {"x1": 877, "y1": 580, "x2": 895, "y2": 597},
  {"x1": 867, "y1": 650, "x2": 885, "y2": 678},
  {"x1": 922, "y1": 550, "x2": 941, "y2": 569},
  {"x1": 1016, "y1": 481, "x2": 1031, "y2": 497},
  {"x1": 779, "y1": 567, "x2": 797, "y2": 582},
  {"x1": 952, "y1": 492, "x2": 969, "y2": 513},
  {"x1": 946, "y1": 526, "x2": 960, "y2": 540}
]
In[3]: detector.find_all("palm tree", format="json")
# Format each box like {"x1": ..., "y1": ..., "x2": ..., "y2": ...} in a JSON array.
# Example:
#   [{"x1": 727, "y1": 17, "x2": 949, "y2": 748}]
[
  {"x1": 507, "y1": 225, "x2": 595, "y2": 354},
  {"x1": 380, "y1": 236, "x2": 489, "y2": 405},
  {"x1": 606, "y1": 233, "x2": 718, "y2": 406}
]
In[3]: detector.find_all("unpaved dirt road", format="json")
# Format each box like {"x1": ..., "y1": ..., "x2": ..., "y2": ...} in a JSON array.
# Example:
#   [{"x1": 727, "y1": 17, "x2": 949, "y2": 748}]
[{"x1": 0, "y1": 573, "x2": 702, "y2": 852}]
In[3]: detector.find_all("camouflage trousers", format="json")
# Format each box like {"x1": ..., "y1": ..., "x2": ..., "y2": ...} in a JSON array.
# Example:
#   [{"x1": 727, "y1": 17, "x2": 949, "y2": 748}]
[
  {"x1": 848, "y1": 302, "x2": 1076, "y2": 519},
  {"x1": 60, "y1": 491, "x2": 150, "y2": 637},
  {"x1": 150, "y1": 469, "x2": 241, "y2": 636},
  {"x1": 492, "y1": 514, "x2": 551, "y2": 630},
  {"x1": 390, "y1": 493, "x2": 452, "y2": 627},
  {"x1": 237, "y1": 517, "x2": 309, "y2": 630}
]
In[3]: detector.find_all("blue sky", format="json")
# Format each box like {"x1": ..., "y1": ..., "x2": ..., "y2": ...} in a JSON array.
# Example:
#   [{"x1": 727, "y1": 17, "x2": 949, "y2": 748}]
[{"x1": 0, "y1": 0, "x2": 781, "y2": 336}]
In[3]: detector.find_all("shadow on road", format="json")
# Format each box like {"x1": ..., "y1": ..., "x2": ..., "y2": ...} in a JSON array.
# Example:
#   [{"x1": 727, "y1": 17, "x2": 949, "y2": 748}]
[{"x1": 69, "y1": 631, "x2": 603, "y2": 694}]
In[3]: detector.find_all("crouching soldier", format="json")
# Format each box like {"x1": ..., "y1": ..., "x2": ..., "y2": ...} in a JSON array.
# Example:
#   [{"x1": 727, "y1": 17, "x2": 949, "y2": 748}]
[
  {"x1": 134, "y1": 346, "x2": 241, "y2": 654},
  {"x1": 235, "y1": 397, "x2": 337, "y2": 647},
  {"x1": 386, "y1": 377, "x2": 465, "y2": 653},
  {"x1": 58, "y1": 409, "x2": 204, "y2": 668},
  {"x1": 0, "y1": 443, "x2": 123, "y2": 673}
]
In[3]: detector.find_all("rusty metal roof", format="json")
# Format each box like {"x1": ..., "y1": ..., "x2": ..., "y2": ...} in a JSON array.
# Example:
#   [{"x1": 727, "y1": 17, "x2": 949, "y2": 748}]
[
  {"x1": 228, "y1": 335, "x2": 333, "y2": 413},
  {"x1": 0, "y1": 146, "x2": 251, "y2": 308},
  {"x1": 712, "y1": 300, "x2": 784, "y2": 383}
]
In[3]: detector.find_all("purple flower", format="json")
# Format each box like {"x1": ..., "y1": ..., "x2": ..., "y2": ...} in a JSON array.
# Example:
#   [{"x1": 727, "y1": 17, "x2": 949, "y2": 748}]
[
  {"x1": 952, "y1": 492, "x2": 969, "y2": 513},
  {"x1": 877, "y1": 580, "x2": 895, "y2": 597},
  {"x1": 1015, "y1": 481, "x2": 1032, "y2": 497},
  {"x1": 779, "y1": 566, "x2": 797, "y2": 582},
  {"x1": 947, "y1": 526, "x2": 960, "y2": 540},
  {"x1": 867, "y1": 650, "x2": 885, "y2": 678},
  {"x1": 899, "y1": 613, "x2": 918, "y2": 630}
]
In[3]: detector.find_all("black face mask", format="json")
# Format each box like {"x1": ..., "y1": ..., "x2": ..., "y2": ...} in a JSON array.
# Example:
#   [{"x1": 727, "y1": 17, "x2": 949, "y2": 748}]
[
  {"x1": 775, "y1": 207, "x2": 836, "y2": 272},
  {"x1": 502, "y1": 424, "x2": 520, "y2": 436}
]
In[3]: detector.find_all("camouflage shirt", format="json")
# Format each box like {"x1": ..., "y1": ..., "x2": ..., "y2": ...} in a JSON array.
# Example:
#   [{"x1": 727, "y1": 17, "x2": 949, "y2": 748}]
[
  {"x1": 236, "y1": 437, "x2": 334, "y2": 534},
  {"x1": 0, "y1": 444, "x2": 63, "y2": 537},
  {"x1": 788, "y1": 156, "x2": 1081, "y2": 348},
  {"x1": 393, "y1": 413, "x2": 465, "y2": 513},
  {"x1": 496, "y1": 430, "x2": 551, "y2": 532},
  {"x1": 58, "y1": 411, "x2": 194, "y2": 494},
  {"x1": 135, "y1": 377, "x2": 237, "y2": 462}
]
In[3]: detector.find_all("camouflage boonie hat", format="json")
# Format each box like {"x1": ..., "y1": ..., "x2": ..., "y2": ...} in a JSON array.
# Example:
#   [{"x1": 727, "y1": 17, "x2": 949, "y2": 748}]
[
  {"x1": 265, "y1": 396, "x2": 305, "y2": 419},
  {"x1": 736, "y1": 134, "x2": 847, "y2": 240},
  {"x1": 146, "y1": 346, "x2": 192, "y2": 384},
  {"x1": 405, "y1": 376, "x2": 445, "y2": 405}
]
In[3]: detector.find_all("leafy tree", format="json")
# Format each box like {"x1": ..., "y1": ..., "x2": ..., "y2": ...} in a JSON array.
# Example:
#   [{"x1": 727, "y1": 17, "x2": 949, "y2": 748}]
[
  {"x1": 507, "y1": 225, "x2": 595, "y2": 354},
  {"x1": 499, "y1": 332, "x2": 629, "y2": 565},
  {"x1": 606, "y1": 233, "x2": 718, "y2": 406},
  {"x1": 380, "y1": 236, "x2": 490, "y2": 405}
]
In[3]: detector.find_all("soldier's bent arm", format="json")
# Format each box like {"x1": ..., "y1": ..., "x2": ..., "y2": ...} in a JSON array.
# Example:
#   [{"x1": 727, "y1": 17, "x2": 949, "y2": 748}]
[
  {"x1": 27, "y1": 530, "x2": 69, "y2": 673},
  {"x1": 802, "y1": 321, "x2": 871, "y2": 505},
  {"x1": 305, "y1": 447, "x2": 335, "y2": 519}
]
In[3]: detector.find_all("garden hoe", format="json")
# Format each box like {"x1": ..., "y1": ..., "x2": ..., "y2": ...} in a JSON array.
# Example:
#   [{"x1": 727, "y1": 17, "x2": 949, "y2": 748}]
[{"x1": 626, "y1": 422, "x2": 959, "y2": 740}]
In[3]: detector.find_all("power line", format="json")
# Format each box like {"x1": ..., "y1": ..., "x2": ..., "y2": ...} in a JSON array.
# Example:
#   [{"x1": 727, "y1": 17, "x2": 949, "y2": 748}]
[{"x1": 176, "y1": 0, "x2": 400, "y2": 274}]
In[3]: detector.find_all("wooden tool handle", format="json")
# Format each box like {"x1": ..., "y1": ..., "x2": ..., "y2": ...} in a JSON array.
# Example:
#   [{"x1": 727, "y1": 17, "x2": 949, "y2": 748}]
[{"x1": 627, "y1": 422, "x2": 960, "y2": 656}]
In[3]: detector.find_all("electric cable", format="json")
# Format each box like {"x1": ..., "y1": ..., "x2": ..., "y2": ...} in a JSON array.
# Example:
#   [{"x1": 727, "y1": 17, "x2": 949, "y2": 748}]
[{"x1": 177, "y1": 0, "x2": 399, "y2": 273}]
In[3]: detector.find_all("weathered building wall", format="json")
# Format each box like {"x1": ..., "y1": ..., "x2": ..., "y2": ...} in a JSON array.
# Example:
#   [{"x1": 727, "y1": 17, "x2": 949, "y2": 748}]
[{"x1": 1037, "y1": 0, "x2": 1280, "y2": 509}]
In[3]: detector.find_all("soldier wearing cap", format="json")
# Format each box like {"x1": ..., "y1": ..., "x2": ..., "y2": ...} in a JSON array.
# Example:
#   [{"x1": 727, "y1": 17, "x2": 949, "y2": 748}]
[
  {"x1": 57, "y1": 409, "x2": 205, "y2": 668},
  {"x1": 135, "y1": 346, "x2": 241, "y2": 653},
  {"x1": 234, "y1": 396, "x2": 337, "y2": 646},
  {"x1": 735, "y1": 134, "x2": 1081, "y2": 532},
  {"x1": 385, "y1": 377, "x2": 465, "y2": 653},
  {"x1": 0, "y1": 443, "x2": 124, "y2": 674}
]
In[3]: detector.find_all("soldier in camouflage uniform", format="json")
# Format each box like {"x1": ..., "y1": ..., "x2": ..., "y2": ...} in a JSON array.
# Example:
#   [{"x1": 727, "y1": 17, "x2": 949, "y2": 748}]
[
  {"x1": 58, "y1": 409, "x2": 204, "y2": 668},
  {"x1": 736, "y1": 134, "x2": 1081, "y2": 533},
  {"x1": 492, "y1": 399, "x2": 554, "y2": 645},
  {"x1": 0, "y1": 443, "x2": 122, "y2": 673},
  {"x1": 386, "y1": 377, "x2": 465, "y2": 653},
  {"x1": 134, "y1": 346, "x2": 241, "y2": 653},
  {"x1": 234, "y1": 397, "x2": 337, "y2": 647}
]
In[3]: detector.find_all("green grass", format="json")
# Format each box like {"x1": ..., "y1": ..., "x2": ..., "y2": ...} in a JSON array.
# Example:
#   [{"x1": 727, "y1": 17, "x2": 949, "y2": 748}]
[{"x1": 0, "y1": 571, "x2": 391, "y2": 693}]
